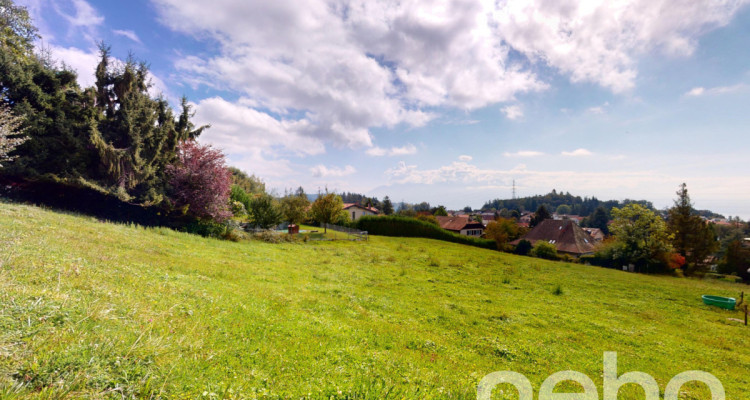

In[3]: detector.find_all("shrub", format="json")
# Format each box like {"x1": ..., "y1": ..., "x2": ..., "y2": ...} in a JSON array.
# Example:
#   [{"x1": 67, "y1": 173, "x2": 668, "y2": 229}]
[
  {"x1": 252, "y1": 231, "x2": 301, "y2": 243},
  {"x1": 513, "y1": 239, "x2": 532, "y2": 256},
  {"x1": 530, "y1": 241, "x2": 558, "y2": 260},
  {"x1": 355, "y1": 215, "x2": 496, "y2": 250},
  {"x1": 248, "y1": 193, "x2": 282, "y2": 230},
  {"x1": 167, "y1": 140, "x2": 232, "y2": 223}
]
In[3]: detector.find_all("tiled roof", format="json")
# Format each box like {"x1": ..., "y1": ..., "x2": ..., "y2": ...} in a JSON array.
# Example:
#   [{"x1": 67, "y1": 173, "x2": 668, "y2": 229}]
[
  {"x1": 436, "y1": 216, "x2": 484, "y2": 232},
  {"x1": 510, "y1": 219, "x2": 596, "y2": 255},
  {"x1": 343, "y1": 203, "x2": 379, "y2": 213}
]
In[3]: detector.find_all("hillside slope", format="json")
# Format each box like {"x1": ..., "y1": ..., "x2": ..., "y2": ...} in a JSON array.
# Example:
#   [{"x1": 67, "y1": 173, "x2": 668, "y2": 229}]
[{"x1": 0, "y1": 202, "x2": 748, "y2": 399}]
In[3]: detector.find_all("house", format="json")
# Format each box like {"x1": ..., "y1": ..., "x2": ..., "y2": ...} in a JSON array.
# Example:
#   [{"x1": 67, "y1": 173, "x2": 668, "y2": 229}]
[
  {"x1": 481, "y1": 212, "x2": 496, "y2": 226},
  {"x1": 343, "y1": 203, "x2": 379, "y2": 221},
  {"x1": 581, "y1": 227, "x2": 605, "y2": 242},
  {"x1": 510, "y1": 219, "x2": 596, "y2": 256},
  {"x1": 519, "y1": 212, "x2": 534, "y2": 224},
  {"x1": 436, "y1": 216, "x2": 485, "y2": 237}
]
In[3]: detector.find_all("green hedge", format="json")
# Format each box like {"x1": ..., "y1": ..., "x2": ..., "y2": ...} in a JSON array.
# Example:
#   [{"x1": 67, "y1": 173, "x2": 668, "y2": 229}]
[{"x1": 355, "y1": 215, "x2": 496, "y2": 250}]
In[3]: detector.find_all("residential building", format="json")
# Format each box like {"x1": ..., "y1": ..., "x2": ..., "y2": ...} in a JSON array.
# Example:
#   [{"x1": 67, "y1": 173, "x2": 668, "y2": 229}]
[
  {"x1": 510, "y1": 219, "x2": 596, "y2": 256},
  {"x1": 436, "y1": 216, "x2": 485, "y2": 237},
  {"x1": 343, "y1": 203, "x2": 379, "y2": 221}
]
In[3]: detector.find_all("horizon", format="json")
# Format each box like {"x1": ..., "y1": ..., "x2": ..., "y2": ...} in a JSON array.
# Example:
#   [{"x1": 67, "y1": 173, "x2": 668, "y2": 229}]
[{"x1": 20, "y1": 0, "x2": 750, "y2": 219}]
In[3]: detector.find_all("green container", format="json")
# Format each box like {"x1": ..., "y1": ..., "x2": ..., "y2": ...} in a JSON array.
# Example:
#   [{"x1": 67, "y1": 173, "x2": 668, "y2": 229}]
[{"x1": 701, "y1": 295, "x2": 736, "y2": 310}]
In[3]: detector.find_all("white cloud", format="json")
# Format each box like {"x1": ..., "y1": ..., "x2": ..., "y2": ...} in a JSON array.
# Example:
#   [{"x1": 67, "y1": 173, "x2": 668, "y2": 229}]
[
  {"x1": 192, "y1": 97, "x2": 326, "y2": 157},
  {"x1": 113, "y1": 29, "x2": 142, "y2": 44},
  {"x1": 49, "y1": 45, "x2": 100, "y2": 87},
  {"x1": 367, "y1": 144, "x2": 418, "y2": 157},
  {"x1": 153, "y1": 0, "x2": 547, "y2": 153},
  {"x1": 503, "y1": 150, "x2": 544, "y2": 157},
  {"x1": 561, "y1": 148, "x2": 593, "y2": 157},
  {"x1": 686, "y1": 87, "x2": 706, "y2": 96},
  {"x1": 459, "y1": 155, "x2": 473, "y2": 161},
  {"x1": 493, "y1": 0, "x2": 749, "y2": 92},
  {"x1": 150, "y1": 0, "x2": 747, "y2": 157},
  {"x1": 310, "y1": 165, "x2": 356, "y2": 178},
  {"x1": 501, "y1": 104, "x2": 524, "y2": 120},
  {"x1": 685, "y1": 84, "x2": 745, "y2": 97},
  {"x1": 384, "y1": 159, "x2": 646, "y2": 189},
  {"x1": 50, "y1": 0, "x2": 103, "y2": 43},
  {"x1": 587, "y1": 101, "x2": 610, "y2": 115}
]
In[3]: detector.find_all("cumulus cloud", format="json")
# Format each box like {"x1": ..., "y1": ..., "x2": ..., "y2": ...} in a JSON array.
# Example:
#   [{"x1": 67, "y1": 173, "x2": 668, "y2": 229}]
[
  {"x1": 149, "y1": 0, "x2": 747, "y2": 157},
  {"x1": 113, "y1": 29, "x2": 141, "y2": 43},
  {"x1": 310, "y1": 164, "x2": 357, "y2": 178},
  {"x1": 503, "y1": 150, "x2": 544, "y2": 157},
  {"x1": 192, "y1": 97, "x2": 326, "y2": 157},
  {"x1": 501, "y1": 105, "x2": 524, "y2": 120},
  {"x1": 152, "y1": 0, "x2": 548, "y2": 153},
  {"x1": 366, "y1": 144, "x2": 417, "y2": 157},
  {"x1": 493, "y1": 0, "x2": 749, "y2": 92},
  {"x1": 685, "y1": 84, "x2": 745, "y2": 97},
  {"x1": 48, "y1": 45, "x2": 100, "y2": 87},
  {"x1": 561, "y1": 148, "x2": 593, "y2": 156}
]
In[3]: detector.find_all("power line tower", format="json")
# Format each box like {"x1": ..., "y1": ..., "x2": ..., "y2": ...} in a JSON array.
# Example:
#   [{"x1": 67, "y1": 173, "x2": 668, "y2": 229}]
[{"x1": 512, "y1": 179, "x2": 517, "y2": 200}]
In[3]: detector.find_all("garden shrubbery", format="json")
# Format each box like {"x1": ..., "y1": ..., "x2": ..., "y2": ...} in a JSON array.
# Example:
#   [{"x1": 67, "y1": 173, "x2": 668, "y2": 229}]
[{"x1": 355, "y1": 215, "x2": 496, "y2": 250}]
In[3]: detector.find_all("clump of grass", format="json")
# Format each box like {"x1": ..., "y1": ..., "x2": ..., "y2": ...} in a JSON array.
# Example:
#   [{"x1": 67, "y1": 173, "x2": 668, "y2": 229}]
[
  {"x1": 553, "y1": 285, "x2": 564, "y2": 295},
  {"x1": 427, "y1": 255, "x2": 441, "y2": 267},
  {"x1": 502, "y1": 277, "x2": 511, "y2": 284}
]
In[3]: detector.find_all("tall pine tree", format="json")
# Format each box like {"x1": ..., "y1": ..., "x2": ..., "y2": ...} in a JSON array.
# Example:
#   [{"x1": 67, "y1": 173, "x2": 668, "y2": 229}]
[
  {"x1": 667, "y1": 183, "x2": 718, "y2": 274},
  {"x1": 88, "y1": 44, "x2": 205, "y2": 203}
]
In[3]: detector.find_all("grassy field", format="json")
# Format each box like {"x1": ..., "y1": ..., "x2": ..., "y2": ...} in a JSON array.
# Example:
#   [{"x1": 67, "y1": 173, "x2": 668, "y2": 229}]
[{"x1": 0, "y1": 202, "x2": 748, "y2": 399}]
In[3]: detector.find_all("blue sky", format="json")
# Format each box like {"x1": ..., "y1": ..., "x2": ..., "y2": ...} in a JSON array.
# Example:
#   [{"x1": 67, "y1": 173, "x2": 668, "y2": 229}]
[{"x1": 19, "y1": 0, "x2": 750, "y2": 218}]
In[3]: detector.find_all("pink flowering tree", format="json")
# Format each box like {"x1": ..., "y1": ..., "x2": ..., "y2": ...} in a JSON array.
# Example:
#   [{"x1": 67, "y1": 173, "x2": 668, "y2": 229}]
[{"x1": 167, "y1": 140, "x2": 232, "y2": 222}]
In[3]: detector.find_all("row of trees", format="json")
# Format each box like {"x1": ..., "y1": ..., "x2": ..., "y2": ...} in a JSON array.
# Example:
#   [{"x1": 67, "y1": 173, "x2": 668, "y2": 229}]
[
  {"x1": 481, "y1": 189, "x2": 656, "y2": 218},
  {"x1": 0, "y1": 1, "x2": 250, "y2": 228}
]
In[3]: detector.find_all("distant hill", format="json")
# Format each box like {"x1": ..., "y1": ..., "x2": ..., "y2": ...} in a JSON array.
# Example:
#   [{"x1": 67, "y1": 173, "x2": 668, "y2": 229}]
[
  {"x1": 481, "y1": 190, "x2": 653, "y2": 216},
  {"x1": 481, "y1": 190, "x2": 726, "y2": 220}
]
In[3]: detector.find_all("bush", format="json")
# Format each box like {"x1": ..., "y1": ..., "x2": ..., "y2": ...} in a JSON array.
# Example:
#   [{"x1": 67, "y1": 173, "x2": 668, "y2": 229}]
[
  {"x1": 513, "y1": 239, "x2": 532, "y2": 256},
  {"x1": 252, "y1": 231, "x2": 301, "y2": 243},
  {"x1": 530, "y1": 241, "x2": 558, "y2": 260},
  {"x1": 355, "y1": 215, "x2": 496, "y2": 250}
]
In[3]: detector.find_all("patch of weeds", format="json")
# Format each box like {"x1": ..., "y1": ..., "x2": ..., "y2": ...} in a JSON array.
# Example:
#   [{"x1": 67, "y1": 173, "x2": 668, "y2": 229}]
[
  {"x1": 488, "y1": 313, "x2": 510, "y2": 322},
  {"x1": 553, "y1": 285, "x2": 564, "y2": 296},
  {"x1": 427, "y1": 255, "x2": 441, "y2": 267},
  {"x1": 406, "y1": 339, "x2": 438, "y2": 352},
  {"x1": 502, "y1": 277, "x2": 511, "y2": 284}
]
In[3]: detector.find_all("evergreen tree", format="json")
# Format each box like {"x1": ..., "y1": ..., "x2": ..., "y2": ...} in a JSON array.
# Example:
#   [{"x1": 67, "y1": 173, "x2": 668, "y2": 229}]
[
  {"x1": 382, "y1": 196, "x2": 394, "y2": 215},
  {"x1": 433, "y1": 205, "x2": 448, "y2": 216},
  {"x1": 530, "y1": 205, "x2": 551, "y2": 227},
  {"x1": 89, "y1": 45, "x2": 206, "y2": 203},
  {"x1": 588, "y1": 206, "x2": 609, "y2": 235},
  {"x1": 667, "y1": 183, "x2": 718, "y2": 274}
]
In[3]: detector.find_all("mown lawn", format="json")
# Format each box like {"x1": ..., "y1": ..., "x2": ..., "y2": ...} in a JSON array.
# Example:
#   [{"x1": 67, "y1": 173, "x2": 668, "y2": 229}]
[{"x1": 0, "y1": 202, "x2": 748, "y2": 399}]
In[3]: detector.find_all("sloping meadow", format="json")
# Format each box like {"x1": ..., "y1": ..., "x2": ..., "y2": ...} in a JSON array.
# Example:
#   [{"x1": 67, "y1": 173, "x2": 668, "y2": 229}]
[{"x1": 0, "y1": 202, "x2": 748, "y2": 399}]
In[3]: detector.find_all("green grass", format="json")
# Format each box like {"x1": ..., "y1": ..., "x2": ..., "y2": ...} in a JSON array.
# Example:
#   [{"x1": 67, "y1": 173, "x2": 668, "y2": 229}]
[
  {"x1": 299, "y1": 224, "x2": 360, "y2": 241},
  {"x1": 0, "y1": 202, "x2": 748, "y2": 399}
]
